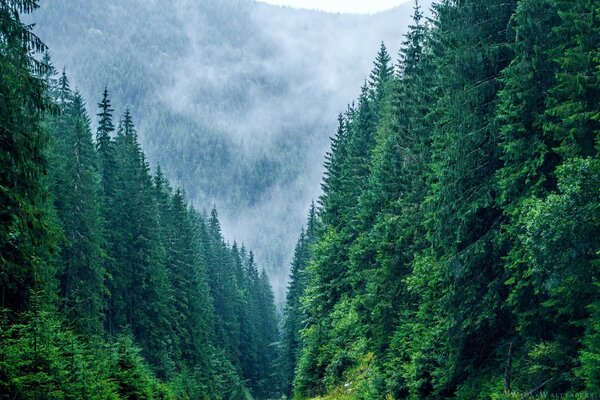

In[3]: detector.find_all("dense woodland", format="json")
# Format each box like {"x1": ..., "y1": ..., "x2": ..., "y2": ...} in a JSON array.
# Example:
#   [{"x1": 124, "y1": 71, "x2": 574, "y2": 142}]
[
  {"x1": 1, "y1": 1, "x2": 279, "y2": 399},
  {"x1": 282, "y1": 0, "x2": 599, "y2": 399},
  {"x1": 1, "y1": 0, "x2": 599, "y2": 400}
]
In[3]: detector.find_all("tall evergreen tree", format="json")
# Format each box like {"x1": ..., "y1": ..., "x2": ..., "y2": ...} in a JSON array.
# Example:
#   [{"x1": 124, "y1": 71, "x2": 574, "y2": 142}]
[
  {"x1": 51, "y1": 90, "x2": 106, "y2": 335},
  {"x1": 319, "y1": 112, "x2": 351, "y2": 228},
  {"x1": 545, "y1": 0, "x2": 599, "y2": 159},
  {"x1": 0, "y1": 0, "x2": 57, "y2": 314},
  {"x1": 281, "y1": 203, "x2": 318, "y2": 396},
  {"x1": 348, "y1": 6, "x2": 436, "y2": 396},
  {"x1": 368, "y1": 42, "x2": 394, "y2": 110},
  {"x1": 295, "y1": 46, "x2": 393, "y2": 398},
  {"x1": 203, "y1": 207, "x2": 242, "y2": 361},
  {"x1": 410, "y1": 1, "x2": 517, "y2": 396},
  {"x1": 167, "y1": 189, "x2": 213, "y2": 370},
  {"x1": 95, "y1": 87, "x2": 116, "y2": 197},
  {"x1": 499, "y1": 0, "x2": 600, "y2": 393}
]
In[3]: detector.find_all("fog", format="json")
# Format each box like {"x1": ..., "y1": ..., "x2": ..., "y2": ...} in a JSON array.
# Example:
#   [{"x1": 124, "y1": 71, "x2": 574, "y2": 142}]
[{"x1": 33, "y1": 0, "x2": 432, "y2": 303}]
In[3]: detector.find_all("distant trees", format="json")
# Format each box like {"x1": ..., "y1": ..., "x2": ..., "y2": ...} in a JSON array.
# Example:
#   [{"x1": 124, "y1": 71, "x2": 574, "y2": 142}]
[{"x1": 285, "y1": 0, "x2": 600, "y2": 398}]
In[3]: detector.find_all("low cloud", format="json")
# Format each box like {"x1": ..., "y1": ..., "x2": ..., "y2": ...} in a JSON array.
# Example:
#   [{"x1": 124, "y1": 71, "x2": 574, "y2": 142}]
[{"x1": 34, "y1": 0, "x2": 432, "y2": 303}]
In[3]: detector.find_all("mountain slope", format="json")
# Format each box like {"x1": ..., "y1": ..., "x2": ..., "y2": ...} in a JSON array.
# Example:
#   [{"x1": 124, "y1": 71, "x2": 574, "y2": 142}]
[{"x1": 32, "y1": 0, "x2": 430, "y2": 301}]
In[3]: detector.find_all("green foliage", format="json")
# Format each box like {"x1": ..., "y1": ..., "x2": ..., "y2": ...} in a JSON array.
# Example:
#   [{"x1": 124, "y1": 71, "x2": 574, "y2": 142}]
[
  {"x1": 510, "y1": 157, "x2": 600, "y2": 393},
  {"x1": 110, "y1": 333, "x2": 164, "y2": 400},
  {"x1": 496, "y1": 0, "x2": 561, "y2": 207},
  {"x1": 0, "y1": 0, "x2": 57, "y2": 315},
  {"x1": 2, "y1": 4, "x2": 281, "y2": 399},
  {"x1": 45, "y1": 79, "x2": 107, "y2": 336},
  {"x1": 545, "y1": 0, "x2": 600, "y2": 159},
  {"x1": 577, "y1": 291, "x2": 600, "y2": 394},
  {"x1": 289, "y1": 0, "x2": 599, "y2": 399},
  {"x1": 281, "y1": 204, "x2": 319, "y2": 396},
  {"x1": 0, "y1": 309, "x2": 120, "y2": 400}
]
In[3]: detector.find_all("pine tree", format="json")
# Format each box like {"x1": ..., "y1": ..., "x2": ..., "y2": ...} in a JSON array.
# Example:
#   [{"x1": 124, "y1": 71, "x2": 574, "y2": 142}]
[
  {"x1": 95, "y1": 88, "x2": 116, "y2": 197},
  {"x1": 319, "y1": 113, "x2": 351, "y2": 228},
  {"x1": 165, "y1": 189, "x2": 212, "y2": 370},
  {"x1": 411, "y1": 0, "x2": 517, "y2": 395},
  {"x1": 0, "y1": 0, "x2": 57, "y2": 314},
  {"x1": 497, "y1": 0, "x2": 561, "y2": 207},
  {"x1": 502, "y1": 157, "x2": 599, "y2": 394},
  {"x1": 368, "y1": 42, "x2": 394, "y2": 109},
  {"x1": 109, "y1": 333, "x2": 158, "y2": 400},
  {"x1": 342, "y1": 83, "x2": 378, "y2": 226},
  {"x1": 545, "y1": 0, "x2": 599, "y2": 158},
  {"x1": 107, "y1": 109, "x2": 173, "y2": 375},
  {"x1": 253, "y1": 268, "x2": 279, "y2": 398},
  {"x1": 346, "y1": 6, "x2": 436, "y2": 395},
  {"x1": 295, "y1": 47, "x2": 392, "y2": 397},
  {"x1": 52, "y1": 90, "x2": 106, "y2": 336},
  {"x1": 203, "y1": 208, "x2": 242, "y2": 364},
  {"x1": 282, "y1": 203, "x2": 318, "y2": 396}
]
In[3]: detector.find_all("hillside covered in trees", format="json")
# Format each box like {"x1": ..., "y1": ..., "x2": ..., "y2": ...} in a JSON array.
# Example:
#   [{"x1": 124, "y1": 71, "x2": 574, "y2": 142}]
[
  {"x1": 282, "y1": 0, "x2": 599, "y2": 399},
  {"x1": 1, "y1": 2, "x2": 279, "y2": 398},
  {"x1": 1, "y1": 0, "x2": 599, "y2": 399}
]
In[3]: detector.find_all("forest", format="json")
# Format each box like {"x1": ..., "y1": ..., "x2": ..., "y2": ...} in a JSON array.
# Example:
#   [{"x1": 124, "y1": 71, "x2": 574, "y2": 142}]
[
  {"x1": 1, "y1": 0, "x2": 599, "y2": 399},
  {"x1": 1, "y1": 1, "x2": 279, "y2": 399},
  {"x1": 282, "y1": 0, "x2": 599, "y2": 399}
]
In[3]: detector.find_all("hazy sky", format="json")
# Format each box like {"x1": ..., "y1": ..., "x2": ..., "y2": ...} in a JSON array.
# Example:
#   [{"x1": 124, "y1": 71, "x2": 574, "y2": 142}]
[{"x1": 258, "y1": 0, "x2": 411, "y2": 14}]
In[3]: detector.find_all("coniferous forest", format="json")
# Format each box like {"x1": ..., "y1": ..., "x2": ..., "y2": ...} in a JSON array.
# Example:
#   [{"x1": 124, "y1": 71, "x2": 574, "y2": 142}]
[
  {"x1": 1, "y1": 1, "x2": 599, "y2": 400},
  {"x1": 1, "y1": 2, "x2": 278, "y2": 398}
]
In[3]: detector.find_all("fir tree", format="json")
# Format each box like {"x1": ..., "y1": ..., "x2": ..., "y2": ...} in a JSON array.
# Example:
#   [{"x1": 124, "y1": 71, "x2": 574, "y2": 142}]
[
  {"x1": 53, "y1": 91, "x2": 106, "y2": 335},
  {"x1": 282, "y1": 203, "x2": 318, "y2": 396},
  {"x1": 0, "y1": 0, "x2": 57, "y2": 314},
  {"x1": 95, "y1": 87, "x2": 116, "y2": 197}
]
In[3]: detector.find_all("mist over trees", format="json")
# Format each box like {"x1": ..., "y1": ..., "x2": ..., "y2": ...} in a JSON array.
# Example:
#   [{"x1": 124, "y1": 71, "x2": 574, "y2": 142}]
[
  {"x1": 2, "y1": 0, "x2": 599, "y2": 399},
  {"x1": 29, "y1": 0, "x2": 427, "y2": 302}
]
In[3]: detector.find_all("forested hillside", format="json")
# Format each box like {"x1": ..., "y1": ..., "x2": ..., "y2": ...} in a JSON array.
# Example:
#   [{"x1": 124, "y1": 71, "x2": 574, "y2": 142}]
[
  {"x1": 0, "y1": 2, "x2": 279, "y2": 398},
  {"x1": 282, "y1": 0, "x2": 599, "y2": 398},
  {"x1": 29, "y1": 0, "x2": 426, "y2": 301},
  {"x1": 3, "y1": 0, "x2": 599, "y2": 399}
]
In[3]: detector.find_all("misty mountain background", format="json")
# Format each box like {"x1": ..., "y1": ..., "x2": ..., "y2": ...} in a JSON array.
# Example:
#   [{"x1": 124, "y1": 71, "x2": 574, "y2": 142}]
[{"x1": 33, "y1": 0, "x2": 431, "y2": 303}]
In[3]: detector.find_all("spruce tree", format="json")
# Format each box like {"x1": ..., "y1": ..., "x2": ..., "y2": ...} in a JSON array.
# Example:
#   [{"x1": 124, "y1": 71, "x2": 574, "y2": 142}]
[
  {"x1": 411, "y1": 1, "x2": 517, "y2": 395},
  {"x1": 368, "y1": 42, "x2": 394, "y2": 110},
  {"x1": 282, "y1": 203, "x2": 318, "y2": 396},
  {"x1": 0, "y1": 0, "x2": 57, "y2": 314},
  {"x1": 319, "y1": 113, "x2": 351, "y2": 228},
  {"x1": 494, "y1": 0, "x2": 599, "y2": 394},
  {"x1": 348, "y1": 6, "x2": 435, "y2": 395},
  {"x1": 53, "y1": 90, "x2": 106, "y2": 335},
  {"x1": 95, "y1": 88, "x2": 116, "y2": 197},
  {"x1": 203, "y1": 208, "x2": 242, "y2": 364},
  {"x1": 108, "y1": 109, "x2": 173, "y2": 374}
]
